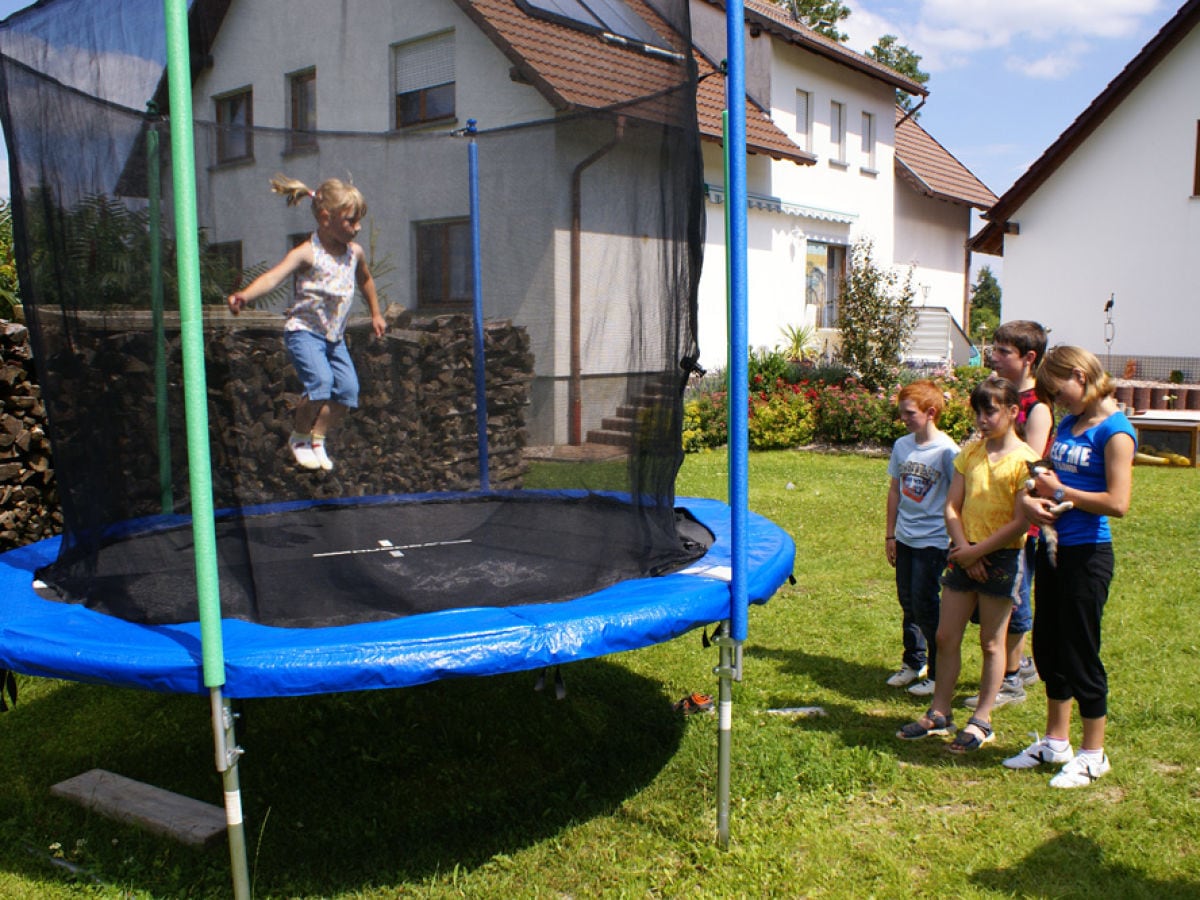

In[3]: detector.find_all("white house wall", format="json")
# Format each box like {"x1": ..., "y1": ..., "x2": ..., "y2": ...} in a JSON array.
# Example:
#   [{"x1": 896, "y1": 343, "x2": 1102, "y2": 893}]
[
  {"x1": 692, "y1": 6, "x2": 900, "y2": 370},
  {"x1": 895, "y1": 182, "x2": 970, "y2": 326},
  {"x1": 1000, "y1": 23, "x2": 1200, "y2": 361}
]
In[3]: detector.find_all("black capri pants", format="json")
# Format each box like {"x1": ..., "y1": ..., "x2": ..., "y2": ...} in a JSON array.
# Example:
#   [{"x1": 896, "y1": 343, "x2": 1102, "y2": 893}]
[{"x1": 1032, "y1": 541, "x2": 1114, "y2": 720}]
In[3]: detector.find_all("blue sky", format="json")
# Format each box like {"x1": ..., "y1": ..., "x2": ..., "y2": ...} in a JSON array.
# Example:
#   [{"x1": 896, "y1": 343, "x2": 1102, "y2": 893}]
[
  {"x1": 0, "y1": 0, "x2": 1180, "y2": 210},
  {"x1": 842, "y1": 0, "x2": 1176, "y2": 198}
]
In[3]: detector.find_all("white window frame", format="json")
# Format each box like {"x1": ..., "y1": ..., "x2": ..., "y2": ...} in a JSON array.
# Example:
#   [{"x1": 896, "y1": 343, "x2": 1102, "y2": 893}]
[
  {"x1": 795, "y1": 89, "x2": 811, "y2": 152},
  {"x1": 860, "y1": 111, "x2": 876, "y2": 173},
  {"x1": 829, "y1": 100, "x2": 847, "y2": 167}
]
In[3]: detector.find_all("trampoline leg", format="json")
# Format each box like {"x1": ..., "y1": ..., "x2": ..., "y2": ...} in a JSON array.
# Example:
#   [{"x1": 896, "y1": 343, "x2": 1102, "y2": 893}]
[
  {"x1": 714, "y1": 624, "x2": 742, "y2": 848},
  {"x1": 211, "y1": 689, "x2": 252, "y2": 900}
]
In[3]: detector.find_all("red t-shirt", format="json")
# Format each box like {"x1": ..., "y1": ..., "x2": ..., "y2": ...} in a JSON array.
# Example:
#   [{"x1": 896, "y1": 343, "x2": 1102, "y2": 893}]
[{"x1": 1018, "y1": 387, "x2": 1054, "y2": 537}]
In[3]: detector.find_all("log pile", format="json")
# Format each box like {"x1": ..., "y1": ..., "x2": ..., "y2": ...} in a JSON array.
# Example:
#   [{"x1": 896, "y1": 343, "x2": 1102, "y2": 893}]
[
  {"x1": 1, "y1": 311, "x2": 532, "y2": 548},
  {"x1": 0, "y1": 321, "x2": 60, "y2": 550}
]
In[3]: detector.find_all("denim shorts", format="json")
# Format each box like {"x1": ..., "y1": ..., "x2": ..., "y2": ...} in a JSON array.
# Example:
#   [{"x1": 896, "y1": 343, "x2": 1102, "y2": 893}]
[
  {"x1": 942, "y1": 547, "x2": 1024, "y2": 602},
  {"x1": 284, "y1": 328, "x2": 359, "y2": 408}
]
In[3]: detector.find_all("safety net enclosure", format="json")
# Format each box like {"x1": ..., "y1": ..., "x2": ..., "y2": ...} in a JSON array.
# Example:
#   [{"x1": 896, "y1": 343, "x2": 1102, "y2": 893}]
[{"x1": 0, "y1": 0, "x2": 795, "y2": 697}]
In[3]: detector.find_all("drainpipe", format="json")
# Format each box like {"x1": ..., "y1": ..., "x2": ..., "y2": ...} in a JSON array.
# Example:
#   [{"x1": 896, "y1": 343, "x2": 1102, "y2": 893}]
[
  {"x1": 570, "y1": 116, "x2": 625, "y2": 444},
  {"x1": 962, "y1": 238, "x2": 973, "y2": 347}
]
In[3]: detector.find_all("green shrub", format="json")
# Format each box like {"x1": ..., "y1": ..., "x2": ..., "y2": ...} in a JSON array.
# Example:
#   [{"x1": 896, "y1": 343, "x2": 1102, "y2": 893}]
[
  {"x1": 748, "y1": 391, "x2": 814, "y2": 450},
  {"x1": 682, "y1": 364, "x2": 979, "y2": 451},
  {"x1": 748, "y1": 346, "x2": 792, "y2": 387},
  {"x1": 682, "y1": 392, "x2": 727, "y2": 452},
  {"x1": 952, "y1": 364, "x2": 991, "y2": 393}
]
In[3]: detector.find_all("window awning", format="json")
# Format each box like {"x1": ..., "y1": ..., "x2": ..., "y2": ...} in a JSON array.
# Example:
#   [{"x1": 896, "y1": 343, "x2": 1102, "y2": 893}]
[{"x1": 704, "y1": 183, "x2": 857, "y2": 224}]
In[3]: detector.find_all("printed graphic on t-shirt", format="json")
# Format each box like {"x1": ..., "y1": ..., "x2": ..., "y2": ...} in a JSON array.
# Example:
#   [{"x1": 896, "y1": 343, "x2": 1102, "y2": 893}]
[
  {"x1": 899, "y1": 461, "x2": 943, "y2": 503},
  {"x1": 1051, "y1": 441, "x2": 1092, "y2": 474}
]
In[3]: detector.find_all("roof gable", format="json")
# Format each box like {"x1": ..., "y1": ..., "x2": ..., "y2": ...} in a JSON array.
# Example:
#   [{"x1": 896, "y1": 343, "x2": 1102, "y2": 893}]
[
  {"x1": 972, "y1": 0, "x2": 1200, "y2": 255},
  {"x1": 894, "y1": 107, "x2": 996, "y2": 209},
  {"x1": 701, "y1": 0, "x2": 927, "y2": 96}
]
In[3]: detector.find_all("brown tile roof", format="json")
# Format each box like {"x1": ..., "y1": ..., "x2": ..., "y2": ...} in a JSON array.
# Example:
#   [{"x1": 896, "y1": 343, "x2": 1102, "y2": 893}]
[
  {"x1": 706, "y1": 0, "x2": 928, "y2": 96},
  {"x1": 694, "y1": 59, "x2": 815, "y2": 164},
  {"x1": 894, "y1": 107, "x2": 996, "y2": 209},
  {"x1": 456, "y1": 0, "x2": 812, "y2": 164},
  {"x1": 971, "y1": 0, "x2": 1200, "y2": 255},
  {"x1": 454, "y1": 0, "x2": 690, "y2": 112}
]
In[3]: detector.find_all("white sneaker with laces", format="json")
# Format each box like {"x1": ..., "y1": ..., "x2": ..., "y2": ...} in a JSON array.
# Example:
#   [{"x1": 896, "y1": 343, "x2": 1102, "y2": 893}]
[
  {"x1": 886, "y1": 664, "x2": 926, "y2": 687},
  {"x1": 907, "y1": 678, "x2": 935, "y2": 697},
  {"x1": 1049, "y1": 751, "x2": 1111, "y2": 788},
  {"x1": 289, "y1": 433, "x2": 320, "y2": 470},
  {"x1": 1002, "y1": 734, "x2": 1074, "y2": 770},
  {"x1": 311, "y1": 440, "x2": 334, "y2": 471}
]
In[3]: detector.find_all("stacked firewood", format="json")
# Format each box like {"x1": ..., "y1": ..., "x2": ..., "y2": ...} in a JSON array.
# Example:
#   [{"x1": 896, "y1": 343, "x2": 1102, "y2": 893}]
[
  {"x1": 1, "y1": 311, "x2": 532, "y2": 546},
  {"x1": 0, "y1": 320, "x2": 60, "y2": 550},
  {"x1": 207, "y1": 310, "x2": 534, "y2": 506}
]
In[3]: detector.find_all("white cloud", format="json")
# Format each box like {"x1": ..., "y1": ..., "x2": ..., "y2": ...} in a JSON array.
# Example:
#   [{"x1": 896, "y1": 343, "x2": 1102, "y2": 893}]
[
  {"x1": 850, "y1": 0, "x2": 1169, "y2": 75},
  {"x1": 919, "y1": 0, "x2": 1165, "y2": 42},
  {"x1": 1006, "y1": 42, "x2": 1090, "y2": 80}
]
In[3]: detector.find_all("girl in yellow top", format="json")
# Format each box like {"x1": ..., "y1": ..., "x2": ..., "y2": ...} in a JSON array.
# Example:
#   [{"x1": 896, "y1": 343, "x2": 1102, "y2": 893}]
[{"x1": 899, "y1": 375, "x2": 1038, "y2": 752}]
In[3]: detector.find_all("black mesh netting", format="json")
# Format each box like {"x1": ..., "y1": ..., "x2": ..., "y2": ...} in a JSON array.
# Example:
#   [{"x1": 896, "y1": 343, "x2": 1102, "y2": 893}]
[{"x1": 0, "y1": 0, "x2": 711, "y2": 627}]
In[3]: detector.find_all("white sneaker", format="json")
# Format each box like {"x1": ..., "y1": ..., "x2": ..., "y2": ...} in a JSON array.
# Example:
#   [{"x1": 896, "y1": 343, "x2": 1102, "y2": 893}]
[
  {"x1": 1002, "y1": 734, "x2": 1074, "y2": 770},
  {"x1": 289, "y1": 433, "x2": 320, "y2": 470},
  {"x1": 886, "y1": 664, "x2": 926, "y2": 687},
  {"x1": 1049, "y1": 751, "x2": 1111, "y2": 788},
  {"x1": 311, "y1": 440, "x2": 334, "y2": 471},
  {"x1": 964, "y1": 676, "x2": 1027, "y2": 710},
  {"x1": 907, "y1": 678, "x2": 935, "y2": 697},
  {"x1": 1018, "y1": 655, "x2": 1039, "y2": 686}
]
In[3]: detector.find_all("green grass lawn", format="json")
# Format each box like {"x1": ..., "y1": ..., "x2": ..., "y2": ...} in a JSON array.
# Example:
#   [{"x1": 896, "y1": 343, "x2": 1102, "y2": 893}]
[{"x1": 2, "y1": 451, "x2": 1198, "y2": 898}]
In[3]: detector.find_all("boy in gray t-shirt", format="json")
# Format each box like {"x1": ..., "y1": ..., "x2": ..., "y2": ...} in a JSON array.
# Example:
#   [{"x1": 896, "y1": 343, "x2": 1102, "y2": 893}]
[{"x1": 885, "y1": 381, "x2": 959, "y2": 696}]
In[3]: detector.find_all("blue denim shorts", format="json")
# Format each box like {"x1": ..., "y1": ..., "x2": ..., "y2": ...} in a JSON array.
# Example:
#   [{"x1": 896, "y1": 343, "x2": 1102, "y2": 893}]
[
  {"x1": 284, "y1": 328, "x2": 359, "y2": 408},
  {"x1": 942, "y1": 547, "x2": 1024, "y2": 603}
]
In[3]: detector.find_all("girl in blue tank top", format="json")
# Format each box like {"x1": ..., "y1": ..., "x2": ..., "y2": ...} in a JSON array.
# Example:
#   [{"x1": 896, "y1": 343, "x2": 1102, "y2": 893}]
[{"x1": 1005, "y1": 346, "x2": 1135, "y2": 788}]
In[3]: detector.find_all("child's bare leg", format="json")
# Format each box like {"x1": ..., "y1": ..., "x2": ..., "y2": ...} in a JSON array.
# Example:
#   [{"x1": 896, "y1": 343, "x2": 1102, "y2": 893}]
[
  {"x1": 972, "y1": 594, "x2": 1013, "y2": 724},
  {"x1": 293, "y1": 397, "x2": 320, "y2": 435},
  {"x1": 1080, "y1": 715, "x2": 1105, "y2": 752},
  {"x1": 1046, "y1": 697, "x2": 1072, "y2": 742},
  {"x1": 930, "y1": 588, "x2": 975, "y2": 716},
  {"x1": 1006, "y1": 632, "x2": 1024, "y2": 671},
  {"x1": 312, "y1": 401, "x2": 346, "y2": 438}
]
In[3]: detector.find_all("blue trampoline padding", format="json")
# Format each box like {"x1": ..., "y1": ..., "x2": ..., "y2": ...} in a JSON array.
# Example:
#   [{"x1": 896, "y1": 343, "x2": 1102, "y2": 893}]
[{"x1": 0, "y1": 497, "x2": 794, "y2": 698}]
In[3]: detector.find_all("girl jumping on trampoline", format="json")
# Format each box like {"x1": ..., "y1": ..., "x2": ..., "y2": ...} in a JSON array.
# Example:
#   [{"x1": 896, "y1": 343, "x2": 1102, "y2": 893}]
[{"x1": 228, "y1": 174, "x2": 386, "y2": 471}]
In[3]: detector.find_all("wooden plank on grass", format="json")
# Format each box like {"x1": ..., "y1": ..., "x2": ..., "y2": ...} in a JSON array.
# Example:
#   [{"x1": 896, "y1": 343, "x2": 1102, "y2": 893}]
[{"x1": 51, "y1": 769, "x2": 225, "y2": 847}]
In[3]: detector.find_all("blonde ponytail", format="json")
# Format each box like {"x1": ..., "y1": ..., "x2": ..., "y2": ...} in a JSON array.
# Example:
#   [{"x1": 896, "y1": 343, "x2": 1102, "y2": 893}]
[
  {"x1": 270, "y1": 173, "x2": 367, "y2": 220},
  {"x1": 269, "y1": 173, "x2": 314, "y2": 207}
]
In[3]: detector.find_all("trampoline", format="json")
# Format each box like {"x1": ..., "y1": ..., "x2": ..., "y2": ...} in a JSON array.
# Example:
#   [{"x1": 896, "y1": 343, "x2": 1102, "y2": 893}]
[
  {"x1": 0, "y1": 494, "x2": 793, "y2": 697},
  {"x1": 0, "y1": 0, "x2": 780, "y2": 888}
]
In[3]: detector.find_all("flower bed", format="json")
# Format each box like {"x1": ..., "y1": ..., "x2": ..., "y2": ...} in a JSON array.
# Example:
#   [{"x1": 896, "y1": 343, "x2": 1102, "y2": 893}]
[{"x1": 683, "y1": 357, "x2": 990, "y2": 453}]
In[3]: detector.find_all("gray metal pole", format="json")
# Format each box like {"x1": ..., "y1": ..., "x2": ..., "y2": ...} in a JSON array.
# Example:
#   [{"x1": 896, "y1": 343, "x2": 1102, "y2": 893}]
[
  {"x1": 714, "y1": 623, "x2": 741, "y2": 847},
  {"x1": 211, "y1": 689, "x2": 251, "y2": 898}
]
